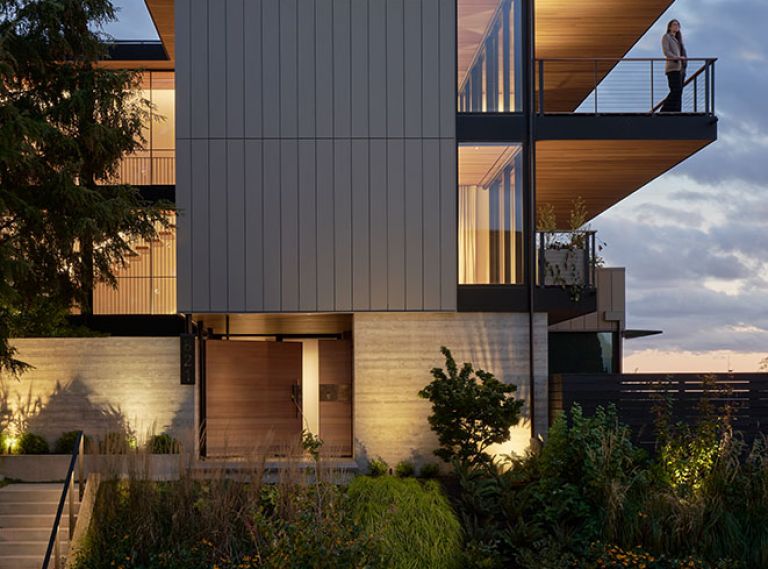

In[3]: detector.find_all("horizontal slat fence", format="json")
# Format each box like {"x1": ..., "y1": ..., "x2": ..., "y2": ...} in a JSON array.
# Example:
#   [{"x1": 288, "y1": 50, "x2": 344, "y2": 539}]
[{"x1": 550, "y1": 373, "x2": 768, "y2": 448}]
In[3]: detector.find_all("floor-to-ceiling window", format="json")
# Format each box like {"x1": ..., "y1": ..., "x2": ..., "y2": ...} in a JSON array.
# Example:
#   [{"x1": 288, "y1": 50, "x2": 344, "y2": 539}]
[
  {"x1": 112, "y1": 71, "x2": 175, "y2": 185},
  {"x1": 458, "y1": 144, "x2": 524, "y2": 284},
  {"x1": 457, "y1": 0, "x2": 523, "y2": 113},
  {"x1": 93, "y1": 71, "x2": 177, "y2": 315}
]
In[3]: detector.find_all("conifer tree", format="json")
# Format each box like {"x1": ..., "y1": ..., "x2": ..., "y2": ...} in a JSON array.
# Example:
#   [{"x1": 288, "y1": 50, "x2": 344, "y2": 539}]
[{"x1": 0, "y1": 0, "x2": 169, "y2": 374}]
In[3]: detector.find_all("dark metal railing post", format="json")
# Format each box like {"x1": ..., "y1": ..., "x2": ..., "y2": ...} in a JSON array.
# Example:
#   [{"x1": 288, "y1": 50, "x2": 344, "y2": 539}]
[
  {"x1": 591, "y1": 232, "x2": 597, "y2": 287},
  {"x1": 68, "y1": 476, "x2": 75, "y2": 540},
  {"x1": 694, "y1": 75, "x2": 698, "y2": 113},
  {"x1": 583, "y1": 232, "x2": 590, "y2": 288},
  {"x1": 593, "y1": 60, "x2": 598, "y2": 113},
  {"x1": 538, "y1": 60, "x2": 544, "y2": 114},
  {"x1": 43, "y1": 431, "x2": 84, "y2": 569},
  {"x1": 705, "y1": 61, "x2": 711, "y2": 115},
  {"x1": 537, "y1": 233, "x2": 546, "y2": 286},
  {"x1": 78, "y1": 434, "x2": 84, "y2": 501},
  {"x1": 711, "y1": 60, "x2": 716, "y2": 115}
]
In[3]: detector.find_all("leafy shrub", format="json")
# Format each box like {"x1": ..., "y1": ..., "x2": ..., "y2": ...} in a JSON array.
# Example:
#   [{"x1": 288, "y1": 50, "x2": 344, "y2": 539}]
[
  {"x1": 395, "y1": 460, "x2": 415, "y2": 478},
  {"x1": 419, "y1": 463, "x2": 440, "y2": 479},
  {"x1": 300, "y1": 429, "x2": 323, "y2": 460},
  {"x1": 54, "y1": 431, "x2": 88, "y2": 454},
  {"x1": 450, "y1": 401, "x2": 765, "y2": 568},
  {"x1": 348, "y1": 476, "x2": 462, "y2": 569},
  {"x1": 653, "y1": 375, "x2": 732, "y2": 492},
  {"x1": 419, "y1": 347, "x2": 523, "y2": 467},
  {"x1": 368, "y1": 456, "x2": 389, "y2": 477},
  {"x1": 148, "y1": 433, "x2": 180, "y2": 454},
  {"x1": 17, "y1": 432, "x2": 49, "y2": 455}
]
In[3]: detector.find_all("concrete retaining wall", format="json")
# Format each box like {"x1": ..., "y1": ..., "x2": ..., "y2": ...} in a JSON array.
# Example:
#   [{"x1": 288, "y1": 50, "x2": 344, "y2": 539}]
[
  {"x1": 353, "y1": 312, "x2": 548, "y2": 471},
  {"x1": 1, "y1": 338, "x2": 193, "y2": 450}
]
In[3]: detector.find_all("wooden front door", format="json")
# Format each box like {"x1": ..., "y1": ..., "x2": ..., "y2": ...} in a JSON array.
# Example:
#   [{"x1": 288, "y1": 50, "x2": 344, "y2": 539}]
[
  {"x1": 206, "y1": 340, "x2": 302, "y2": 457},
  {"x1": 319, "y1": 339, "x2": 353, "y2": 457}
]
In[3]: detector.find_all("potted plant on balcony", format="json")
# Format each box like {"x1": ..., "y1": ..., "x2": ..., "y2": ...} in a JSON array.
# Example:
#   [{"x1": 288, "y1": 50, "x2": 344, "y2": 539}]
[{"x1": 537, "y1": 197, "x2": 590, "y2": 288}]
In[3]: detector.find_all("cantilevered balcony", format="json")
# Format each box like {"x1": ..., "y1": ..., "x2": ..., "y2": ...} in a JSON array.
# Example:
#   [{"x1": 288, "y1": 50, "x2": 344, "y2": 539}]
[
  {"x1": 458, "y1": 227, "x2": 600, "y2": 319},
  {"x1": 532, "y1": 57, "x2": 718, "y2": 228}
]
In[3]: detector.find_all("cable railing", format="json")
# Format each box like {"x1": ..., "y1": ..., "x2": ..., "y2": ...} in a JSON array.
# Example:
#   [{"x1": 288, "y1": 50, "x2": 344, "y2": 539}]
[
  {"x1": 110, "y1": 153, "x2": 175, "y2": 186},
  {"x1": 42, "y1": 431, "x2": 85, "y2": 569},
  {"x1": 536, "y1": 58, "x2": 717, "y2": 115}
]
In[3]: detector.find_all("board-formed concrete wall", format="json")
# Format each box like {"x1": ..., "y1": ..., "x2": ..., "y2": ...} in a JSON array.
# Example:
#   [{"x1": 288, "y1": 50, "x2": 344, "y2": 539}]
[
  {"x1": 353, "y1": 312, "x2": 548, "y2": 471},
  {"x1": 1, "y1": 338, "x2": 193, "y2": 449}
]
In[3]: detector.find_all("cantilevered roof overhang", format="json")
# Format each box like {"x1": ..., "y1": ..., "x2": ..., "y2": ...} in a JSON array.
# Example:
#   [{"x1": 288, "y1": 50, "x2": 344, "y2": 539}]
[
  {"x1": 536, "y1": 138, "x2": 714, "y2": 226},
  {"x1": 122, "y1": 0, "x2": 672, "y2": 86},
  {"x1": 536, "y1": 0, "x2": 674, "y2": 112},
  {"x1": 100, "y1": 0, "x2": 174, "y2": 70}
]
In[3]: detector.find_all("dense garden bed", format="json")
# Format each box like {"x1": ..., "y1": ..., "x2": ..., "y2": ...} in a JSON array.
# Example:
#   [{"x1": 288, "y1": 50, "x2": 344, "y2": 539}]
[
  {"x1": 73, "y1": 350, "x2": 768, "y2": 568},
  {"x1": 72, "y1": 470, "x2": 461, "y2": 569}
]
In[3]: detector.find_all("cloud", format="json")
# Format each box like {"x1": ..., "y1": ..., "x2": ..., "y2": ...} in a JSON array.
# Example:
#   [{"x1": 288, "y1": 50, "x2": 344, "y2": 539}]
[
  {"x1": 594, "y1": 0, "x2": 768, "y2": 366},
  {"x1": 628, "y1": 0, "x2": 768, "y2": 188},
  {"x1": 596, "y1": 169, "x2": 768, "y2": 357}
]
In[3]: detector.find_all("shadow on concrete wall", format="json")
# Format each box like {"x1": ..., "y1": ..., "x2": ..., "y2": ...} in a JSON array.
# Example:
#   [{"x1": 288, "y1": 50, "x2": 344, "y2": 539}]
[
  {"x1": 164, "y1": 387, "x2": 195, "y2": 450},
  {"x1": 24, "y1": 378, "x2": 132, "y2": 444},
  {"x1": 0, "y1": 377, "x2": 194, "y2": 449}
]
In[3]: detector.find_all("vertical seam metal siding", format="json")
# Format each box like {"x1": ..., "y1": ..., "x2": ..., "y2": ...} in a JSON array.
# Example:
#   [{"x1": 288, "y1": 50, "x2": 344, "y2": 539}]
[{"x1": 176, "y1": 0, "x2": 456, "y2": 314}]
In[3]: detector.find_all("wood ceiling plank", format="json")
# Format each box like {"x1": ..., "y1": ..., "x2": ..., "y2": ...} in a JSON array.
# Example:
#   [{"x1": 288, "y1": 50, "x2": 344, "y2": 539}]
[
  {"x1": 536, "y1": 139, "x2": 710, "y2": 225},
  {"x1": 536, "y1": 0, "x2": 674, "y2": 111},
  {"x1": 145, "y1": 0, "x2": 175, "y2": 62}
]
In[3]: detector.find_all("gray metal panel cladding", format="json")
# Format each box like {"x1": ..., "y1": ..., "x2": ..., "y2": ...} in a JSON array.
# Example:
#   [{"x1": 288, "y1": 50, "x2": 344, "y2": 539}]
[{"x1": 176, "y1": 0, "x2": 456, "y2": 313}]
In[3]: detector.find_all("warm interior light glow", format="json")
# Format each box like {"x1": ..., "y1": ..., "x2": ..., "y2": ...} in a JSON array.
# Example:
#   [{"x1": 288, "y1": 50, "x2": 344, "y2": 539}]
[{"x1": 458, "y1": 144, "x2": 523, "y2": 285}]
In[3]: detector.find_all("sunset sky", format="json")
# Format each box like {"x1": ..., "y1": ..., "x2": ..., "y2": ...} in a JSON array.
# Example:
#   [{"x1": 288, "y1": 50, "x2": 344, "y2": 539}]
[
  {"x1": 104, "y1": 0, "x2": 767, "y2": 373},
  {"x1": 597, "y1": 0, "x2": 768, "y2": 372}
]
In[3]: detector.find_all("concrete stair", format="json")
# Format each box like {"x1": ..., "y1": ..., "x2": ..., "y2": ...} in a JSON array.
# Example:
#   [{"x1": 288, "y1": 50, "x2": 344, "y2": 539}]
[{"x1": 0, "y1": 483, "x2": 79, "y2": 569}]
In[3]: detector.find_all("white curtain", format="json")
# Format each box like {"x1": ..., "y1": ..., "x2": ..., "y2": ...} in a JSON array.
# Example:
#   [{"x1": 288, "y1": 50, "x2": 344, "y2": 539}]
[{"x1": 459, "y1": 186, "x2": 490, "y2": 284}]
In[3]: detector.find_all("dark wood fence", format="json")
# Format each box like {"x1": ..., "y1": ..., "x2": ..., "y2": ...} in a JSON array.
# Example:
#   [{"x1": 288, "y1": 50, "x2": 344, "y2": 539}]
[{"x1": 550, "y1": 373, "x2": 768, "y2": 447}]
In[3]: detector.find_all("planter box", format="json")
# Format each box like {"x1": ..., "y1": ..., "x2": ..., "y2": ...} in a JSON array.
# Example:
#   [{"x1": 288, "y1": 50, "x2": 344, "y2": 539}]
[
  {"x1": 543, "y1": 249, "x2": 586, "y2": 286},
  {"x1": 0, "y1": 454, "x2": 185, "y2": 482}
]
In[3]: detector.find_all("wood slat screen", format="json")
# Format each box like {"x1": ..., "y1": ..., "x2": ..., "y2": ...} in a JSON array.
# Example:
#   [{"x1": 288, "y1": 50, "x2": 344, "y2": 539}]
[
  {"x1": 93, "y1": 215, "x2": 176, "y2": 315},
  {"x1": 551, "y1": 373, "x2": 768, "y2": 448}
]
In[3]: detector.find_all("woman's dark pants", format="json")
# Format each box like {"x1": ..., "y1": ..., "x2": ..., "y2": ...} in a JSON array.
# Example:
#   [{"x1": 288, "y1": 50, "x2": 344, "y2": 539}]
[{"x1": 661, "y1": 70, "x2": 683, "y2": 112}]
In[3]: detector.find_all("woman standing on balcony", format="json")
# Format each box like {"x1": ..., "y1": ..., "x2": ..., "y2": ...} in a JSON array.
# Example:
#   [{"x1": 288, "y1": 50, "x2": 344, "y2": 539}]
[{"x1": 661, "y1": 19, "x2": 688, "y2": 112}]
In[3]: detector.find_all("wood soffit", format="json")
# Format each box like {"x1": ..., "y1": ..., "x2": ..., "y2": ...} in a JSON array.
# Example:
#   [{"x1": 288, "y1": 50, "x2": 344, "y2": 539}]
[
  {"x1": 121, "y1": 0, "x2": 671, "y2": 95},
  {"x1": 145, "y1": 0, "x2": 174, "y2": 62},
  {"x1": 536, "y1": 138, "x2": 710, "y2": 225},
  {"x1": 458, "y1": 144, "x2": 520, "y2": 187},
  {"x1": 536, "y1": 0, "x2": 674, "y2": 111}
]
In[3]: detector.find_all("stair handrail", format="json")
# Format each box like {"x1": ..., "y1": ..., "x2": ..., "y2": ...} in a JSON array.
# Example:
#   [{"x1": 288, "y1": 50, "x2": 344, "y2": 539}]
[{"x1": 41, "y1": 431, "x2": 85, "y2": 569}]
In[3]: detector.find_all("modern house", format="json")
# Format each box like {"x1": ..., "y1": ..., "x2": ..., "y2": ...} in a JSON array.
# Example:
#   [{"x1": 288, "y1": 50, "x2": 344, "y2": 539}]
[{"x1": 4, "y1": 0, "x2": 717, "y2": 468}]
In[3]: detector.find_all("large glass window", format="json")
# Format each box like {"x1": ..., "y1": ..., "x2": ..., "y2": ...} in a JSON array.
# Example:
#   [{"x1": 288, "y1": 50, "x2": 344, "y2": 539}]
[
  {"x1": 458, "y1": 144, "x2": 523, "y2": 284},
  {"x1": 458, "y1": 0, "x2": 522, "y2": 113},
  {"x1": 549, "y1": 332, "x2": 617, "y2": 374},
  {"x1": 112, "y1": 71, "x2": 175, "y2": 186}
]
